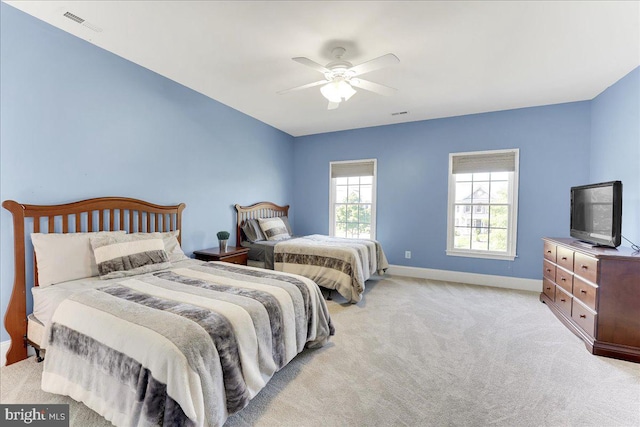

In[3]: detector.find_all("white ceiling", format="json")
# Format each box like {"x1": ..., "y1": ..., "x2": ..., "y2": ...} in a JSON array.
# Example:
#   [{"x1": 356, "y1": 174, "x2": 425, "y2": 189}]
[{"x1": 5, "y1": 1, "x2": 640, "y2": 137}]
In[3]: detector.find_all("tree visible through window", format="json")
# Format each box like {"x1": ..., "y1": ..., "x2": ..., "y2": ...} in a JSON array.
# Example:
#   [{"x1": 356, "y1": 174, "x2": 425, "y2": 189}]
[
  {"x1": 330, "y1": 159, "x2": 377, "y2": 239},
  {"x1": 334, "y1": 176, "x2": 373, "y2": 238}
]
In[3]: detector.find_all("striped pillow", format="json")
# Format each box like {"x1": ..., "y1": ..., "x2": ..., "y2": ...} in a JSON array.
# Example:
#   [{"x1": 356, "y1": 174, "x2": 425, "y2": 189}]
[
  {"x1": 257, "y1": 217, "x2": 291, "y2": 241},
  {"x1": 241, "y1": 218, "x2": 266, "y2": 242},
  {"x1": 90, "y1": 234, "x2": 171, "y2": 279}
]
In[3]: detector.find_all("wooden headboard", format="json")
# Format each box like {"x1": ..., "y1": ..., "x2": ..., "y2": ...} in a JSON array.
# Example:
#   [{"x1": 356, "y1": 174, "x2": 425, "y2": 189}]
[
  {"x1": 234, "y1": 201, "x2": 289, "y2": 245},
  {"x1": 2, "y1": 196, "x2": 186, "y2": 365}
]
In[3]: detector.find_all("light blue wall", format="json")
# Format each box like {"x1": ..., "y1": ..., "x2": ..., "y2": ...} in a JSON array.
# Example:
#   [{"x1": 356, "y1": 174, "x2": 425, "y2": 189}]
[
  {"x1": 0, "y1": 4, "x2": 294, "y2": 341},
  {"x1": 2, "y1": 3, "x2": 638, "y2": 345},
  {"x1": 590, "y1": 66, "x2": 640, "y2": 248},
  {"x1": 293, "y1": 103, "x2": 592, "y2": 280}
]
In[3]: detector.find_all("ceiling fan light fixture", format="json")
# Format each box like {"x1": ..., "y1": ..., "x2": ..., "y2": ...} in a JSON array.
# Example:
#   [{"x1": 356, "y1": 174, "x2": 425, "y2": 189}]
[
  {"x1": 320, "y1": 79, "x2": 356, "y2": 103},
  {"x1": 281, "y1": 48, "x2": 399, "y2": 109}
]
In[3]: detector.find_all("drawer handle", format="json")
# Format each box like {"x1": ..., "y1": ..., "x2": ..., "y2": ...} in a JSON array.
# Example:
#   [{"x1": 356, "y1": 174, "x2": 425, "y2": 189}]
[
  {"x1": 561, "y1": 257, "x2": 567, "y2": 261},
  {"x1": 560, "y1": 298, "x2": 566, "y2": 302},
  {"x1": 581, "y1": 265, "x2": 588, "y2": 270},
  {"x1": 546, "y1": 269, "x2": 551, "y2": 273},
  {"x1": 580, "y1": 289, "x2": 587, "y2": 294},
  {"x1": 579, "y1": 314, "x2": 586, "y2": 319},
  {"x1": 546, "y1": 287, "x2": 551, "y2": 291},
  {"x1": 561, "y1": 278, "x2": 566, "y2": 282},
  {"x1": 546, "y1": 250, "x2": 552, "y2": 254}
]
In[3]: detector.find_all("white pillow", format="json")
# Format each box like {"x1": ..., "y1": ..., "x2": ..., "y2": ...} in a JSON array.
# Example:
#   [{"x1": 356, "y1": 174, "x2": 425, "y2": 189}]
[
  {"x1": 130, "y1": 230, "x2": 189, "y2": 262},
  {"x1": 31, "y1": 231, "x2": 126, "y2": 287},
  {"x1": 257, "y1": 217, "x2": 291, "y2": 241}
]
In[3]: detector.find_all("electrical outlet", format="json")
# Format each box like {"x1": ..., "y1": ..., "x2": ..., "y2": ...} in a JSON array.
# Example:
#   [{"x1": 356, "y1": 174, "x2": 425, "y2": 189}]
[{"x1": 405, "y1": 251, "x2": 411, "y2": 259}]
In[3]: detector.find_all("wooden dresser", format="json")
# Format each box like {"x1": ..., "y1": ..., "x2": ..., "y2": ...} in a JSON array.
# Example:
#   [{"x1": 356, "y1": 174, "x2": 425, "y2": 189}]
[{"x1": 541, "y1": 238, "x2": 640, "y2": 363}]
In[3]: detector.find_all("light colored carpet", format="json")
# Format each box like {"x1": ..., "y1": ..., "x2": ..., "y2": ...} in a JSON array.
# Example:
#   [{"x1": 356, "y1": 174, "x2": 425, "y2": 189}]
[{"x1": 2, "y1": 275, "x2": 639, "y2": 426}]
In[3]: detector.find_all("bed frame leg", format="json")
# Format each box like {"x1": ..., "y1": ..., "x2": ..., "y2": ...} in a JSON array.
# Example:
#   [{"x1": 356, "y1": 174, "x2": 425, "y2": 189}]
[{"x1": 28, "y1": 338, "x2": 44, "y2": 363}]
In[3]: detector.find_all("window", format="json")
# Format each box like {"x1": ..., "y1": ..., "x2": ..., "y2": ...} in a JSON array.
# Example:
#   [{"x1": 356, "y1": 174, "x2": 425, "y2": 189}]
[
  {"x1": 446, "y1": 149, "x2": 519, "y2": 260},
  {"x1": 330, "y1": 159, "x2": 377, "y2": 239}
]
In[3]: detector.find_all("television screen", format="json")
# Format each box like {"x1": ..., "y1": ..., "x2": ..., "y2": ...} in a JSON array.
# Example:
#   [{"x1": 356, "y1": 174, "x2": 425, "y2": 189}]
[{"x1": 570, "y1": 181, "x2": 622, "y2": 247}]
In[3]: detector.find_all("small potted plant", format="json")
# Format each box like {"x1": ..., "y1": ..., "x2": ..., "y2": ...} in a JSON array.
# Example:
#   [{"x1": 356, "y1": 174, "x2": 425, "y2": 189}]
[{"x1": 217, "y1": 231, "x2": 230, "y2": 252}]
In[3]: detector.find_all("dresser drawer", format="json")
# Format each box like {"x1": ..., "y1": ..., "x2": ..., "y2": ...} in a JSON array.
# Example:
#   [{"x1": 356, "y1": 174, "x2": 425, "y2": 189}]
[
  {"x1": 556, "y1": 267, "x2": 573, "y2": 294},
  {"x1": 543, "y1": 241, "x2": 556, "y2": 262},
  {"x1": 555, "y1": 286, "x2": 573, "y2": 318},
  {"x1": 573, "y1": 276, "x2": 597, "y2": 311},
  {"x1": 542, "y1": 278, "x2": 555, "y2": 301},
  {"x1": 543, "y1": 260, "x2": 556, "y2": 281},
  {"x1": 556, "y1": 246, "x2": 574, "y2": 272},
  {"x1": 572, "y1": 299, "x2": 596, "y2": 338},
  {"x1": 574, "y1": 252, "x2": 598, "y2": 283}
]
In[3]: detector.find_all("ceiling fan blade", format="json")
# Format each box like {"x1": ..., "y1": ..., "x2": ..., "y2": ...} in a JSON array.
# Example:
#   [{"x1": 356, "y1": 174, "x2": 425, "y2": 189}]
[
  {"x1": 348, "y1": 53, "x2": 399, "y2": 76},
  {"x1": 292, "y1": 57, "x2": 331, "y2": 74},
  {"x1": 277, "y1": 80, "x2": 328, "y2": 95},
  {"x1": 327, "y1": 101, "x2": 340, "y2": 110},
  {"x1": 350, "y1": 78, "x2": 397, "y2": 96}
]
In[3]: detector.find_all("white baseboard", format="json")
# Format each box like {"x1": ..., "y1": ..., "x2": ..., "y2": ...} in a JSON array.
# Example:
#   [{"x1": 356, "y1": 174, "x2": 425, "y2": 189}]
[
  {"x1": 1, "y1": 340, "x2": 9, "y2": 367},
  {"x1": 1, "y1": 339, "x2": 35, "y2": 367},
  {"x1": 387, "y1": 264, "x2": 542, "y2": 293}
]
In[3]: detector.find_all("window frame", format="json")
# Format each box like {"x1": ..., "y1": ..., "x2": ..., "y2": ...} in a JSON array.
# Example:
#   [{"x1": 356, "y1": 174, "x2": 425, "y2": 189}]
[
  {"x1": 446, "y1": 149, "x2": 519, "y2": 261},
  {"x1": 329, "y1": 159, "x2": 377, "y2": 239}
]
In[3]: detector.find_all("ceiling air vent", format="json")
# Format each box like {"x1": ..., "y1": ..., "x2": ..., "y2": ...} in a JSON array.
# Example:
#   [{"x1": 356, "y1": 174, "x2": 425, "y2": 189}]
[
  {"x1": 63, "y1": 12, "x2": 84, "y2": 24},
  {"x1": 63, "y1": 11, "x2": 103, "y2": 32},
  {"x1": 391, "y1": 111, "x2": 408, "y2": 116}
]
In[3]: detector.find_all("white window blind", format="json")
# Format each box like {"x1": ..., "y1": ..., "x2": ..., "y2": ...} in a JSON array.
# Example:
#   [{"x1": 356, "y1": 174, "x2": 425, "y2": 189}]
[
  {"x1": 451, "y1": 151, "x2": 516, "y2": 174},
  {"x1": 331, "y1": 160, "x2": 376, "y2": 178}
]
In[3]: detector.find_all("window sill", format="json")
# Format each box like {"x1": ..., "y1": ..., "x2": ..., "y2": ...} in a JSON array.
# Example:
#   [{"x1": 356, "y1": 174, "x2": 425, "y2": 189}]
[{"x1": 446, "y1": 249, "x2": 517, "y2": 261}]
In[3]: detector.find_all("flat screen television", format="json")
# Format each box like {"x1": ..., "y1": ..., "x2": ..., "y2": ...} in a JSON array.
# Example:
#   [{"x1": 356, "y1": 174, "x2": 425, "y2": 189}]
[{"x1": 570, "y1": 181, "x2": 622, "y2": 248}]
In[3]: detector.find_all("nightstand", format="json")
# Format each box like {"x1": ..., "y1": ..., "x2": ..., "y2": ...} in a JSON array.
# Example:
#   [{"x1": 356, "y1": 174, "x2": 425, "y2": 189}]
[{"x1": 193, "y1": 246, "x2": 250, "y2": 265}]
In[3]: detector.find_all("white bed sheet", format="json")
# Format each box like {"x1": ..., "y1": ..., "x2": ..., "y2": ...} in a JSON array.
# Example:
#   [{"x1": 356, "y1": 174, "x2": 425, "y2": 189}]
[{"x1": 31, "y1": 259, "x2": 199, "y2": 328}]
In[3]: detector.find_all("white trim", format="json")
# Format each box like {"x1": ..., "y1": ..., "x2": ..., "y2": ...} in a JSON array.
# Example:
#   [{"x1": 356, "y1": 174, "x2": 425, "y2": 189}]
[
  {"x1": 387, "y1": 264, "x2": 541, "y2": 293},
  {"x1": 445, "y1": 249, "x2": 517, "y2": 261},
  {"x1": 1, "y1": 340, "x2": 9, "y2": 367},
  {"x1": 1, "y1": 339, "x2": 36, "y2": 367}
]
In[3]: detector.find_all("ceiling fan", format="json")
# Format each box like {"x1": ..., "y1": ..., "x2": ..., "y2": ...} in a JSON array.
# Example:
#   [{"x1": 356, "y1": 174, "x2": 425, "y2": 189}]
[{"x1": 278, "y1": 47, "x2": 400, "y2": 110}]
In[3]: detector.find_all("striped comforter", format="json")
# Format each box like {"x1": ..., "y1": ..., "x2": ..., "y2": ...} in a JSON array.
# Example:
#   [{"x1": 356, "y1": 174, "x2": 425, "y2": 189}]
[
  {"x1": 274, "y1": 234, "x2": 389, "y2": 303},
  {"x1": 41, "y1": 261, "x2": 334, "y2": 427}
]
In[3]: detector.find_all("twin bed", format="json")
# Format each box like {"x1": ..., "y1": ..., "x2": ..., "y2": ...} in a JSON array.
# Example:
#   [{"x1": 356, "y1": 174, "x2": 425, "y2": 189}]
[
  {"x1": 235, "y1": 202, "x2": 389, "y2": 304},
  {"x1": 3, "y1": 197, "x2": 334, "y2": 427}
]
